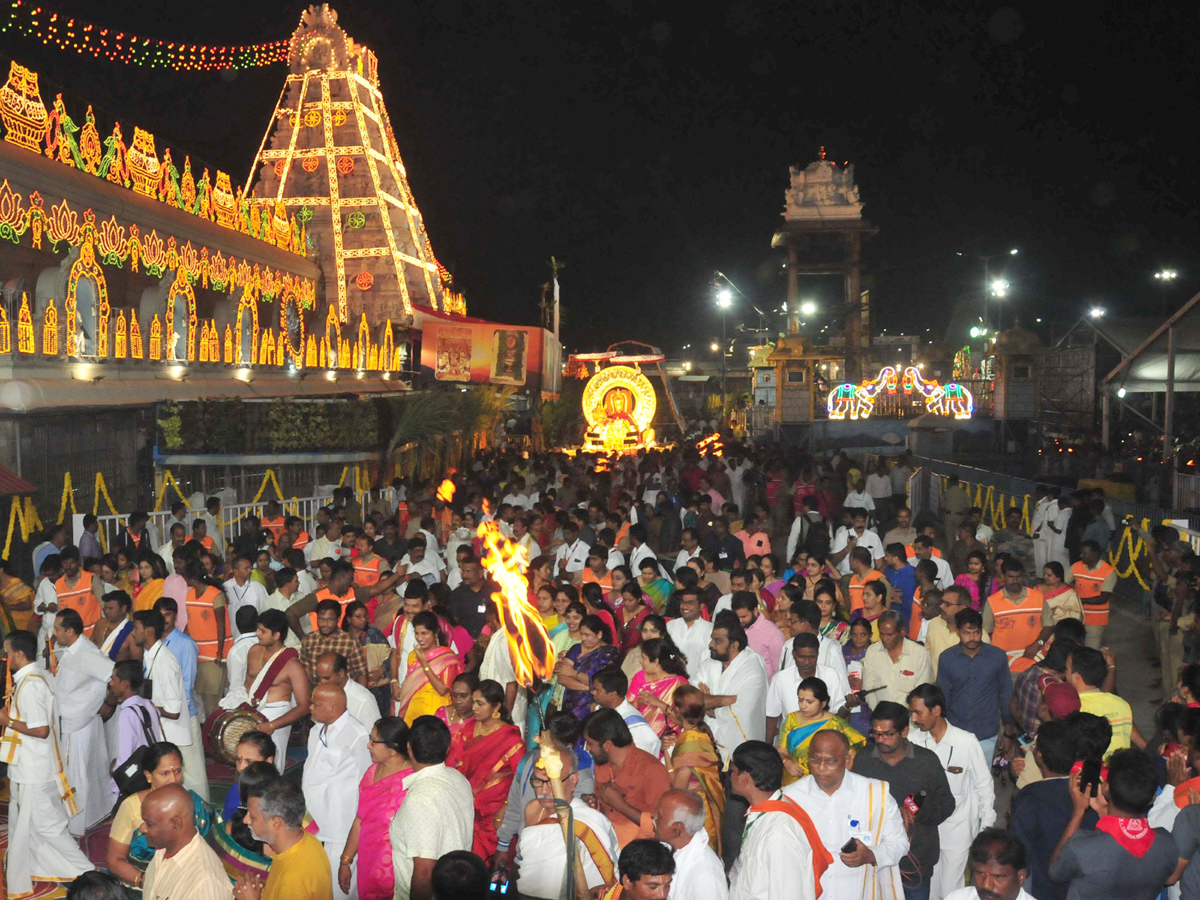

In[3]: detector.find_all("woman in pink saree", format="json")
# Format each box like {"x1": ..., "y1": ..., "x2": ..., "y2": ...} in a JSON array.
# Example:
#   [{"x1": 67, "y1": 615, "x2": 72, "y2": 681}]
[
  {"x1": 392, "y1": 610, "x2": 462, "y2": 725},
  {"x1": 338, "y1": 717, "x2": 413, "y2": 900},
  {"x1": 626, "y1": 637, "x2": 691, "y2": 738}
]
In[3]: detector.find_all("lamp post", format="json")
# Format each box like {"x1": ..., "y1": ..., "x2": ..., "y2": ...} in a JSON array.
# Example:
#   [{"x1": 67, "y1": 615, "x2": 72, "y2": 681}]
[
  {"x1": 717, "y1": 288, "x2": 732, "y2": 413},
  {"x1": 1155, "y1": 269, "x2": 1178, "y2": 317}
]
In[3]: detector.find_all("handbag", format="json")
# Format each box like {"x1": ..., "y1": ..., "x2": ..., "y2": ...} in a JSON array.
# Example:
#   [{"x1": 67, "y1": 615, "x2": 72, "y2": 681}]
[{"x1": 112, "y1": 706, "x2": 159, "y2": 797}]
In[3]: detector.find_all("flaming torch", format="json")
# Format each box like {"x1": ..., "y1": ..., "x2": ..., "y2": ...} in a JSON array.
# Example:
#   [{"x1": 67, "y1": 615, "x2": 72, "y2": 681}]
[
  {"x1": 475, "y1": 520, "x2": 556, "y2": 688},
  {"x1": 435, "y1": 475, "x2": 456, "y2": 542},
  {"x1": 536, "y1": 734, "x2": 592, "y2": 900}
]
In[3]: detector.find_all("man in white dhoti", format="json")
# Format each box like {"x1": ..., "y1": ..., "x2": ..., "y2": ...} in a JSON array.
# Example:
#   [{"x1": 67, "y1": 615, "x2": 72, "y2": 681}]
[
  {"x1": 728, "y1": 741, "x2": 819, "y2": 900},
  {"x1": 52, "y1": 609, "x2": 116, "y2": 835},
  {"x1": 227, "y1": 608, "x2": 310, "y2": 772},
  {"x1": 786, "y1": 731, "x2": 909, "y2": 900},
  {"x1": 0, "y1": 630, "x2": 94, "y2": 895},
  {"x1": 691, "y1": 616, "x2": 767, "y2": 868},
  {"x1": 303, "y1": 683, "x2": 371, "y2": 900},
  {"x1": 909, "y1": 683, "x2": 996, "y2": 900},
  {"x1": 514, "y1": 744, "x2": 620, "y2": 900}
]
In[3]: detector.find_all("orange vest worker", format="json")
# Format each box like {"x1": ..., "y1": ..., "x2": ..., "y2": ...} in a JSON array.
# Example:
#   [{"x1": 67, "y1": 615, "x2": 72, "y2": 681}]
[
  {"x1": 55, "y1": 571, "x2": 101, "y2": 636},
  {"x1": 1071, "y1": 560, "x2": 1116, "y2": 628},
  {"x1": 353, "y1": 555, "x2": 385, "y2": 588},
  {"x1": 987, "y1": 587, "x2": 1045, "y2": 672},
  {"x1": 848, "y1": 569, "x2": 885, "y2": 615},
  {"x1": 309, "y1": 586, "x2": 356, "y2": 631},
  {"x1": 185, "y1": 585, "x2": 230, "y2": 661},
  {"x1": 262, "y1": 516, "x2": 287, "y2": 541}
]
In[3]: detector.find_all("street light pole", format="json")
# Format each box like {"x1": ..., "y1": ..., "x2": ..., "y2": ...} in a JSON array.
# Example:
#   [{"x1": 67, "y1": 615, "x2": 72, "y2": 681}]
[{"x1": 716, "y1": 288, "x2": 732, "y2": 415}]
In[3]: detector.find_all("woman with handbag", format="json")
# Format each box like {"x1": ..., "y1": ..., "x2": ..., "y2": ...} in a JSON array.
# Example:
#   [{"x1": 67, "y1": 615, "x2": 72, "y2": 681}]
[{"x1": 106, "y1": 741, "x2": 212, "y2": 892}]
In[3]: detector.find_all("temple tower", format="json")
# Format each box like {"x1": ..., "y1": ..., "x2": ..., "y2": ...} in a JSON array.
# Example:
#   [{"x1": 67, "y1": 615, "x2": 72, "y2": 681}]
[{"x1": 244, "y1": 5, "x2": 459, "y2": 326}]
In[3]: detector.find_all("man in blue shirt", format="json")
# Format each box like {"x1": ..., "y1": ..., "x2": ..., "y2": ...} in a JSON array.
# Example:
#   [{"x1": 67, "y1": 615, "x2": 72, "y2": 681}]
[
  {"x1": 883, "y1": 542, "x2": 918, "y2": 627},
  {"x1": 935, "y1": 607, "x2": 1013, "y2": 763},
  {"x1": 153, "y1": 596, "x2": 209, "y2": 799}
]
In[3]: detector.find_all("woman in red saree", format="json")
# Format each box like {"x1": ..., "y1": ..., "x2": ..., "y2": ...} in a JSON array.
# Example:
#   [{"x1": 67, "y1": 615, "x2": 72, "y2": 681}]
[
  {"x1": 445, "y1": 678, "x2": 525, "y2": 861},
  {"x1": 614, "y1": 580, "x2": 652, "y2": 654},
  {"x1": 626, "y1": 637, "x2": 691, "y2": 738},
  {"x1": 392, "y1": 610, "x2": 461, "y2": 725},
  {"x1": 435, "y1": 671, "x2": 479, "y2": 740}
]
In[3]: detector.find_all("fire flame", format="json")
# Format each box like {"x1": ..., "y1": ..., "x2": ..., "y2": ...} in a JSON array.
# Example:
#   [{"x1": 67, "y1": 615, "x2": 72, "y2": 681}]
[
  {"x1": 696, "y1": 432, "x2": 724, "y2": 457},
  {"x1": 435, "y1": 477, "x2": 456, "y2": 503},
  {"x1": 476, "y1": 519, "x2": 556, "y2": 688}
]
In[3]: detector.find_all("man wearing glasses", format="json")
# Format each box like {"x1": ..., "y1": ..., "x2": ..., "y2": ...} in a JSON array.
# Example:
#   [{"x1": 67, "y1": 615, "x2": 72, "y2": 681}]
[
  {"x1": 514, "y1": 747, "x2": 620, "y2": 900},
  {"x1": 785, "y1": 729, "x2": 909, "y2": 898},
  {"x1": 850, "y1": 701, "x2": 956, "y2": 900}
]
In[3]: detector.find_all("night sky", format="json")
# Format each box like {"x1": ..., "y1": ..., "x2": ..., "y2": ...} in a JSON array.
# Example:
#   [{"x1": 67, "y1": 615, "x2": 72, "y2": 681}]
[{"x1": 3, "y1": 1, "x2": 1198, "y2": 357}]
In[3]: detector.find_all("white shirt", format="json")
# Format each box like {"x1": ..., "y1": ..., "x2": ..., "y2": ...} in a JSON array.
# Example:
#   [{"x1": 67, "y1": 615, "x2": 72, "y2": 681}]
[
  {"x1": 844, "y1": 490, "x2": 876, "y2": 512},
  {"x1": 765, "y1": 663, "x2": 852, "y2": 725},
  {"x1": 344, "y1": 679, "x2": 380, "y2": 732},
  {"x1": 910, "y1": 722, "x2": 996, "y2": 848},
  {"x1": 629, "y1": 543, "x2": 658, "y2": 576},
  {"x1": 908, "y1": 553, "x2": 955, "y2": 590},
  {"x1": 516, "y1": 799, "x2": 619, "y2": 898},
  {"x1": 303, "y1": 710, "x2": 371, "y2": 842},
  {"x1": 296, "y1": 569, "x2": 319, "y2": 597},
  {"x1": 142, "y1": 640, "x2": 190, "y2": 746},
  {"x1": 1051, "y1": 506, "x2": 1072, "y2": 553},
  {"x1": 223, "y1": 633, "x2": 259, "y2": 697},
  {"x1": 729, "y1": 790, "x2": 816, "y2": 900},
  {"x1": 55, "y1": 636, "x2": 114, "y2": 734},
  {"x1": 158, "y1": 541, "x2": 180, "y2": 569},
  {"x1": 780, "y1": 635, "x2": 852, "y2": 690},
  {"x1": 390, "y1": 764, "x2": 474, "y2": 900},
  {"x1": 615, "y1": 700, "x2": 661, "y2": 758},
  {"x1": 6, "y1": 663, "x2": 57, "y2": 783},
  {"x1": 554, "y1": 539, "x2": 591, "y2": 575},
  {"x1": 222, "y1": 577, "x2": 268, "y2": 639},
  {"x1": 502, "y1": 492, "x2": 532, "y2": 510},
  {"x1": 866, "y1": 473, "x2": 893, "y2": 500},
  {"x1": 517, "y1": 534, "x2": 543, "y2": 562},
  {"x1": 607, "y1": 548, "x2": 626, "y2": 570},
  {"x1": 398, "y1": 553, "x2": 442, "y2": 588},
  {"x1": 861, "y1": 638, "x2": 932, "y2": 707},
  {"x1": 692, "y1": 649, "x2": 767, "y2": 763},
  {"x1": 675, "y1": 547, "x2": 702, "y2": 572},
  {"x1": 667, "y1": 617, "x2": 714, "y2": 678},
  {"x1": 481, "y1": 633, "x2": 528, "y2": 737},
  {"x1": 946, "y1": 890, "x2": 1035, "y2": 900},
  {"x1": 831, "y1": 527, "x2": 885, "y2": 574},
  {"x1": 261, "y1": 591, "x2": 303, "y2": 649},
  {"x1": 669, "y1": 828, "x2": 729, "y2": 900},
  {"x1": 785, "y1": 771, "x2": 909, "y2": 898}
]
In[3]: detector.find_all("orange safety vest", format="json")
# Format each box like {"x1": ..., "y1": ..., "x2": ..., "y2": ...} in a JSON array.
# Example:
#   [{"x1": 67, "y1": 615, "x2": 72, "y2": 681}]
[
  {"x1": 353, "y1": 555, "x2": 385, "y2": 587},
  {"x1": 292, "y1": 531, "x2": 310, "y2": 550},
  {"x1": 262, "y1": 516, "x2": 287, "y2": 540},
  {"x1": 55, "y1": 571, "x2": 101, "y2": 636},
  {"x1": 1071, "y1": 560, "x2": 1115, "y2": 627},
  {"x1": 581, "y1": 569, "x2": 613, "y2": 590},
  {"x1": 197, "y1": 535, "x2": 214, "y2": 551},
  {"x1": 309, "y1": 587, "x2": 356, "y2": 631},
  {"x1": 905, "y1": 545, "x2": 943, "y2": 560},
  {"x1": 848, "y1": 570, "x2": 884, "y2": 615},
  {"x1": 987, "y1": 587, "x2": 1045, "y2": 671},
  {"x1": 185, "y1": 585, "x2": 230, "y2": 661},
  {"x1": 907, "y1": 586, "x2": 925, "y2": 641}
]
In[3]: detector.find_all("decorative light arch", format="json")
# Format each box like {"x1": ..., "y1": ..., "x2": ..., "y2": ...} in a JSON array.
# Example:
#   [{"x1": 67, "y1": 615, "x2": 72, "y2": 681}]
[
  {"x1": 235, "y1": 286, "x2": 260, "y2": 364},
  {"x1": 323, "y1": 303, "x2": 341, "y2": 366},
  {"x1": 165, "y1": 269, "x2": 197, "y2": 361},
  {"x1": 278, "y1": 287, "x2": 305, "y2": 365},
  {"x1": 66, "y1": 228, "x2": 110, "y2": 357}
]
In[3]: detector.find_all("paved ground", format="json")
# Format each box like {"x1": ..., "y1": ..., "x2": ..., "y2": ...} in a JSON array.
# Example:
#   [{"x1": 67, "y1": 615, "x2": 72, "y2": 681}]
[{"x1": 1108, "y1": 589, "x2": 1162, "y2": 740}]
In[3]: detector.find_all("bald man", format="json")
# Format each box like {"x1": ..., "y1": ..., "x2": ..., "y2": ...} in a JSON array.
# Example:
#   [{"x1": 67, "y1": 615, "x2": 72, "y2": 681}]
[
  {"x1": 141, "y1": 784, "x2": 232, "y2": 900},
  {"x1": 303, "y1": 683, "x2": 371, "y2": 900},
  {"x1": 654, "y1": 790, "x2": 728, "y2": 900},
  {"x1": 315, "y1": 651, "x2": 380, "y2": 732}
]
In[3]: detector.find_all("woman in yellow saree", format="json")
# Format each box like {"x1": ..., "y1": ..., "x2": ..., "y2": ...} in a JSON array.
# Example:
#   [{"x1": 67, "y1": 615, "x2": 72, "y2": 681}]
[
  {"x1": 0, "y1": 558, "x2": 35, "y2": 632},
  {"x1": 776, "y1": 676, "x2": 865, "y2": 783},
  {"x1": 663, "y1": 684, "x2": 725, "y2": 854},
  {"x1": 392, "y1": 610, "x2": 461, "y2": 725},
  {"x1": 133, "y1": 554, "x2": 168, "y2": 612}
]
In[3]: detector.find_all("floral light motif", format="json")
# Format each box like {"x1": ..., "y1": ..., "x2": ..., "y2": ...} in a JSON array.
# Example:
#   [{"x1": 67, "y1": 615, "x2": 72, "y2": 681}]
[
  {"x1": 42, "y1": 297, "x2": 58, "y2": 355},
  {"x1": 355, "y1": 271, "x2": 374, "y2": 290},
  {"x1": 336, "y1": 156, "x2": 354, "y2": 175}
]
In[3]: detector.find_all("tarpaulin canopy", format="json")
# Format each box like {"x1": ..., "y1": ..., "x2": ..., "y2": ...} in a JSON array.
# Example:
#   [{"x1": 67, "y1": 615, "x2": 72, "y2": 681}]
[{"x1": 1082, "y1": 316, "x2": 1200, "y2": 393}]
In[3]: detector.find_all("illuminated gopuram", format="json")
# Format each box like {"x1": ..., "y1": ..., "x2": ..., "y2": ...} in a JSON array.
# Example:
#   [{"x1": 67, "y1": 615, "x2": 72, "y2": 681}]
[{"x1": 244, "y1": 4, "x2": 463, "y2": 329}]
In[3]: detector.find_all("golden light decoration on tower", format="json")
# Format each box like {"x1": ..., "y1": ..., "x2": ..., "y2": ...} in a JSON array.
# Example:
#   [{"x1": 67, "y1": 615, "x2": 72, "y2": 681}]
[{"x1": 581, "y1": 363, "x2": 657, "y2": 453}]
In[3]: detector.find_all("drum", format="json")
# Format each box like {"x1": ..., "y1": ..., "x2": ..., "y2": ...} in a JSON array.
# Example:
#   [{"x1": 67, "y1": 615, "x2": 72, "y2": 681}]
[{"x1": 204, "y1": 706, "x2": 267, "y2": 767}]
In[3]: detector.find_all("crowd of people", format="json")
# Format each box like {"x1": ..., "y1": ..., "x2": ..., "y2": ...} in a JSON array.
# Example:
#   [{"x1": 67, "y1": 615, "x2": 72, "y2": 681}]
[{"x1": 1, "y1": 446, "x2": 1198, "y2": 900}]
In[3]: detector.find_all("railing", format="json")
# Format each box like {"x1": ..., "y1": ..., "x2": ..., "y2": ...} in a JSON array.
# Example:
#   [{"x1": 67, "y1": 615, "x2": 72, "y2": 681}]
[
  {"x1": 1175, "y1": 472, "x2": 1200, "y2": 512},
  {"x1": 77, "y1": 486, "x2": 400, "y2": 555},
  {"x1": 908, "y1": 457, "x2": 1194, "y2": 592}
]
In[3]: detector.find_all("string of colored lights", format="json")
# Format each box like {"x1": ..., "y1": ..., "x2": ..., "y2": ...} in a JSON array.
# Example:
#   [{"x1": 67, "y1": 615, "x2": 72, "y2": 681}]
[{"x1": 1, "y1": 0, "x2": 289, "y2": 70}]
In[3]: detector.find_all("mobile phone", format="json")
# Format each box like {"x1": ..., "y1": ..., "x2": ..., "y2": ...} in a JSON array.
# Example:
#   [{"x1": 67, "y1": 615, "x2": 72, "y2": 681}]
[
  {"x1": 841, "y1": 837, "x2": 858, "y2": 854},
  {"x1": 488, "y1": 872, "x2": 510, "y2": 894},
  {"x1": 1080, "y1": 758, "x2": 1103, "y2": 796}
]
